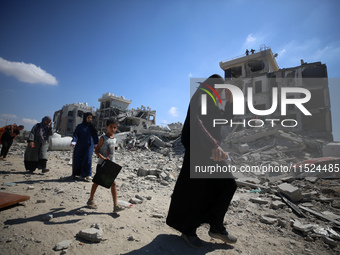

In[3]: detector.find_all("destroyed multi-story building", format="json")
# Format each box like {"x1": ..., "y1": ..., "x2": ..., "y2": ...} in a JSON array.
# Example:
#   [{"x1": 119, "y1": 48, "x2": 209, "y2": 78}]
[
  {"x1": 219, "y1": 44, "x2": 333, "y2": 141},
  {"x1": 53, "y1": 93, "x2": 156, "y2": 137},
  {"x1": 97, "y1": 92, "x2": 156, "y2": 134},
  {"x1": 53, "y1": 102, "x2": 96, "y2": 136}
]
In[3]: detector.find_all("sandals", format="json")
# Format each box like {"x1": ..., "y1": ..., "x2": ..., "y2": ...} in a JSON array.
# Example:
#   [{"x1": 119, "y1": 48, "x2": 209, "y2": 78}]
[
  {"x1": 81, "y1": 176, "x2": 93, "y2": 182},
  {"x1": 87, "y1": 199, "x2": 97, "y2": 209},
  {"x1": 114, "y1": 204, "x2": 125, "y2": 213}
]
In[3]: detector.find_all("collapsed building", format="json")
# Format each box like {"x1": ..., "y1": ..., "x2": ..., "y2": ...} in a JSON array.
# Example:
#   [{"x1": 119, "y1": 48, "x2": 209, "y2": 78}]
[
  {"x1": 53, "y1": 102, "x2": 96, "y2": 136},
  {"x1": 219, "y1": 44, "x2": 333, "y2": 141},
  {"x1": 53, "y1": 93, "x2": 157, "y2": 137},
  {"x1": 97, "y1": 92, "x2": 156, "y2": 134}
]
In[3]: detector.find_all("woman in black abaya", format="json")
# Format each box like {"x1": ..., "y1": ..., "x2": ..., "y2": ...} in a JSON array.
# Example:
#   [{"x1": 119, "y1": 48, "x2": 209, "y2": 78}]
[{"x1": 166, "y1": 74, "x2": 237, "y2": 248}]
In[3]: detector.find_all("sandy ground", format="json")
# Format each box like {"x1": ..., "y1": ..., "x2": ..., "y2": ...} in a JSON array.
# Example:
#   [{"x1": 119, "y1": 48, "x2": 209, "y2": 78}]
[{"x1": 0, "y1": 148, "x2": 339, "y2": 255}]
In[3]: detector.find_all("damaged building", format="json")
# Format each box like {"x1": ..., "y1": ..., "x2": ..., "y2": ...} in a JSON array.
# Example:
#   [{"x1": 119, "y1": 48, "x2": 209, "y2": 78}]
[
  {"x1": 96, "y1": 92, "x2": 156, "y2": 134},
  {"x1": 54, "y1": 93, "x2": 157, "y2": 136},
  {"x1": 219, "y1": 44, "x2": 333, "y2": 141},
  {"x1": 53, "y1": 102, "x2": 96, "y2": 136}
]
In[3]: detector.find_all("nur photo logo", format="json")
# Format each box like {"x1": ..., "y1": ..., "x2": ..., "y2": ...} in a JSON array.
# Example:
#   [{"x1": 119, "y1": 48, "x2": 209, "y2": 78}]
[{"x1": 197, "y1": 82, "x2": 223, "y2": 115}]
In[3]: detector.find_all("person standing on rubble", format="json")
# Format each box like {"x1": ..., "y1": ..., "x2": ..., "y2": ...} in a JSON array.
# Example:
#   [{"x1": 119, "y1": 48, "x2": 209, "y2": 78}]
[
  {"x1": 71, "y1": 112, "x2": 98, "y2": 181},
  {"x1": 166, "y1": 74, "x2": 237, "y2": 248},
  {"x1": 24, "y1": 116, "x2": 53, "y2": 173}
]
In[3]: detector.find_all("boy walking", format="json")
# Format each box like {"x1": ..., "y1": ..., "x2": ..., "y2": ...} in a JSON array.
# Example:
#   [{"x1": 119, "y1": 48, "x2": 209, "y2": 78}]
[{"x1": 87, "y1": 119, "x2": 124, "y2": 213}]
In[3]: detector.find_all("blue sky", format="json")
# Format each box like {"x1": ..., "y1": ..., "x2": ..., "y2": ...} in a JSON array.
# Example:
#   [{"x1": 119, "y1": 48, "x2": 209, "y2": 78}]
[{"x1": 0, "y1": 0, "x2": 339, "y2": 140}]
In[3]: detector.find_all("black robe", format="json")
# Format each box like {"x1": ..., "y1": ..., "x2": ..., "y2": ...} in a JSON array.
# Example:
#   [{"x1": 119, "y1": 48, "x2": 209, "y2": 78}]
[{"x1": 166, "y1": 75, "x2": 237, "y2": 235}]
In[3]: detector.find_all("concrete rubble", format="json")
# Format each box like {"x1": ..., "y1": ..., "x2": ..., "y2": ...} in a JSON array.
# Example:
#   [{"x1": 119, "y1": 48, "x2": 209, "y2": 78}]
[
  {"x1": 3, "y1": 123, "x2": 340, "y2": 253},
  {"x1": 53, "y1": 240, "x2": 73, "y2": 251},
  {"x1": 77, "y1": 223, "x2": 104, "y2": 243}
]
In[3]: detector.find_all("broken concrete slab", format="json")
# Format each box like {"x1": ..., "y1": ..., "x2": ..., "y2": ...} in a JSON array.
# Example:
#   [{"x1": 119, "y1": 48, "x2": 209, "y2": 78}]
[
  {"x1": 298, "y1": 205, "x2": 340, "y2": 225},
  {"x1": 250, "y1": 197, "x2": 269, "y2": 205},
  {"x1": 323, "y1": 142, "x2": 340, "y2": 157},
  {"x1": 149, "y1": 135, "x2": 166, "y2": 148},
  {"x1": 280, "y1": 176, "x2": 295, "y2": 183},
  {"x1": 270, "y1": 201, "x2": 285, "y2": 209},
  {"x1": 260, "y1": 215, "x2": 277, "y2": 224},
  {"x1": 53, "y1": 240, "x2": 72, "y2": 251},
  {"x1": 318, "y1": 195, "x2": 334, "y2": 203},
  {"x1": 292, "y1": 220, "x2": 316, "y2": 234},
  {"x1": 236, "y1": 180, "x2": 268, "y2": 191},
  {"x1": 277, "y1": 183, "x2": 303, "y2": 202},
  {"x1": 305, "y1": 177, "x2": 318, "y2": 183},
  {"x1": 276, "y1": 130, "x2": 303, "y2": 144},
  {"x1": 77, "y1": 227, "x2": 103, "y2": 243},
  {"x1": 321, "y1": 211, "x2": 340, "y2": 221}
]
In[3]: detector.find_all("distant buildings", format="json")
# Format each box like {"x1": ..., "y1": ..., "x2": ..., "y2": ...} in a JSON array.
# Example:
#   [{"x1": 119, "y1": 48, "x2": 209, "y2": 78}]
[
  {"x1": 53, "y1": 102, "x2": 96, "y2": 136},
  {"x1": 97, "y1": 92, "x2": 155, "y2": 134},
  {"x1": 219, "y1": 44, "x2": 333, "y2": 141},
  {"x1": 53, "y1": 93, "x2": 156, "y2": 136}
]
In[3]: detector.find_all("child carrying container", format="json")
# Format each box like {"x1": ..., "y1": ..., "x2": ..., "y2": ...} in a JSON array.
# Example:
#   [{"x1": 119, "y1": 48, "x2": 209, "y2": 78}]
[{"x1": 87, "y1": 118, "x2": 125, "y2": 213}]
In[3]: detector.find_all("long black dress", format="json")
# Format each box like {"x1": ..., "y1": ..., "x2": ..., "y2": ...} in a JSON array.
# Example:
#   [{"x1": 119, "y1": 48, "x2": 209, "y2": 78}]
[{"x1": 166, "y1": 75, "x2": 237, "y2": 236}]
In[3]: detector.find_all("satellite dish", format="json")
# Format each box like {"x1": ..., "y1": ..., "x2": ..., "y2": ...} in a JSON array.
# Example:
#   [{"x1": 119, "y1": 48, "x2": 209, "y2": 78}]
[{"x1": 273, "y1": 53, "x2": 278, "y2": 58}]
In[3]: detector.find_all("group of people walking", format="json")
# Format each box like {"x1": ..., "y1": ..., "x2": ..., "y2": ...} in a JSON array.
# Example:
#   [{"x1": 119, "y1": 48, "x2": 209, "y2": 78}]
[{"x1": 1, "y1": 74, "x2": 238, "y2": 247}]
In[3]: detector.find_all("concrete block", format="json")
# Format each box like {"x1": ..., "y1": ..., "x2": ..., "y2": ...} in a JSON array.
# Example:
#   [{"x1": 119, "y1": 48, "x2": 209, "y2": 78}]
[
  {"x1": 292, "y1": 220, "x2": 315, "y2": 233},
  {"x1": 150, "y1": 135, "x2": 165, "y2": 148},
  {"x1": 270, "y1": 201, "x2": 285, "y2": 209},
  {"x1": 260, "y1": 215, "x2": 277, "y2": 224},
  {"x1": 280, "y1": 176, "x2": 295, "y2": 183},
  {"x1": 77, "y1": 228, "x2": 103, "y2": 242},
  {"x1": 249, "y1": 197, "x2": 268, "y2": 205},
  {"x1": 323, "y1": 143, "x2": 340, "y2": 157},
  {"x1": 277, "y1": 183, "x2": 303, "y2": 202}
]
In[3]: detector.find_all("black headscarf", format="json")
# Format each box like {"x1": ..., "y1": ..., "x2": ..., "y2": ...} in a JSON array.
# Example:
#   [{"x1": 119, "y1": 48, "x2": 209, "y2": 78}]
[
  {"x1": 82, "y1": 112, "x2": 93, "y2": 125},
  {"x1": 38, "y1": 116, "x2": 52, "y2": 143},
  {"x1": 83, "y1": 112, "x2": 98, "y2": 138}
]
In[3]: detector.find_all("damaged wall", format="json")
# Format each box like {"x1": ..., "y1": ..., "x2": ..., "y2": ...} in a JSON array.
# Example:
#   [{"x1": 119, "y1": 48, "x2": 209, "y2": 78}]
[
  {"x1": 219, "y1": 47, "x2": 333, "y2": 141},
  {"x1": 53, "y1": 102, "x2": 96, "y2": 136},
  {"x1": 96, "y1": 92, "x2": 156, "y2": 134}
]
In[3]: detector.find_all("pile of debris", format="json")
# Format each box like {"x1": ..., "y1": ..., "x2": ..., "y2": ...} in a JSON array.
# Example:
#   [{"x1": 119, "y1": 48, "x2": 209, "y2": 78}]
[
  {"x1": 221, "y1": 125, "x2": 340, "y2": 178},
  {"x1": 218, "y1": 125, "x2": 340, "y2": 249}
]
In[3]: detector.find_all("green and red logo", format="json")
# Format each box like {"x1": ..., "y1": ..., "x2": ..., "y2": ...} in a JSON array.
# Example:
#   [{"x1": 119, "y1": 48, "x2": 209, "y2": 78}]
[{"x1": 197, "y1": 82, "x2": 222, "y2": 106}]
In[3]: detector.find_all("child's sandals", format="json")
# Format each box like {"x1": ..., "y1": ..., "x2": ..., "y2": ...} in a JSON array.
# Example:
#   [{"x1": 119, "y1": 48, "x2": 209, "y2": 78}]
[
  {"x1": 113, "y1": 204, "x2": 125, "y2": 213},
  {"x1": 87, "y1": 199, "x2": 97, "y2": 209}
]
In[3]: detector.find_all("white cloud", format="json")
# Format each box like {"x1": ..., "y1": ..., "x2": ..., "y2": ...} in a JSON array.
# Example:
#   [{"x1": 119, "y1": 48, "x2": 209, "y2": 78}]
[
  {"x1": 277, "y1": 39, "x2": 340, "y2": 68},
  {"x1": 188, "y1": 72, "x2": 193, "y2": 78},
  {"x1": 22, "y1": 118, "x2": 39, "y2": 125},
  {"x1": 0, "y1": 113, "x2": 17, "y2": 119},
  {"x1": 168, "y1": 107, "x2": 178, "y2": 117},
  {"x1": 246, "y1": 34, "x2": 256, "y2": 44},
  {"x1": 279, "y1": 49, "x2": 286, "y2": 57},
  {"x1": 0, "y1": 57, "x2": 58, "y2": 85}
]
